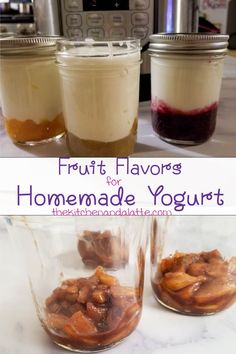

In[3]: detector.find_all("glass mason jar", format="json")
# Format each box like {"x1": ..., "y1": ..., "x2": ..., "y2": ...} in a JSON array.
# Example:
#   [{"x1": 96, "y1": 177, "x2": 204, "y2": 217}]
[
  {"x1": 56, "y1": 39, "x2": 141, "y2": 157},
  {"x1": 0, "y1": 36, "x2": 65, "y2": 145},
  {"x1": 151, "y1": 216, "x2": 236, "y2": 315},
  {"x1": 5, "y1": 216, "x2": 148, "y2": 352},
  {"x1": 149, "y1": 34, "x2": 229, "y2": 145}
]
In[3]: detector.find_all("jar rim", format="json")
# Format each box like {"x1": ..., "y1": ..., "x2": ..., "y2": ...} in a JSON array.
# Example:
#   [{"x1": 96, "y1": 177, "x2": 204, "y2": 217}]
[{"x1": 56, "y1": 38, "x2": 141, "y2": 59}]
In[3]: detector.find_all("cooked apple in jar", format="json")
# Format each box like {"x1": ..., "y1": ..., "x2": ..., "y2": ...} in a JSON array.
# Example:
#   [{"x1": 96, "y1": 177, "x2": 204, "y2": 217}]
[
  {"x1": 44, "y1": 266, "x2": 141, "y2": 351},
  {"x1": 78, "y1": 230, "x2": 128, "y2": 269},
  {"x1": 152, "y1": 250, "x2": 236, "y2": 315}
]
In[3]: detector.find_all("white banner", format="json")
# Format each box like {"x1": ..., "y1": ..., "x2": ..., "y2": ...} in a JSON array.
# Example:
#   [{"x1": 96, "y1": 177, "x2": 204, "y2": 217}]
[{"x1": 0, "y1": 157, "x2": 235, "y2": 215}]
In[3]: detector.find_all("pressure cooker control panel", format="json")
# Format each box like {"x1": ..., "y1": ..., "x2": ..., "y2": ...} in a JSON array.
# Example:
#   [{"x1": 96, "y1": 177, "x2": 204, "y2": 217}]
[{"x1": 60, "y1": 0, "x2": 154, "y2": 46}]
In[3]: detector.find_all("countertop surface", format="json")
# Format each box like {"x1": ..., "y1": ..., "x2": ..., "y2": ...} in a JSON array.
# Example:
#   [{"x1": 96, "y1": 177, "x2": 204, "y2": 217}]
[
  {"x1": 0, "y1": 216, "x2": 235, "y2": 354},
  {"x1": 0, "y1": 55, "x2": 236, "y2": 158}
]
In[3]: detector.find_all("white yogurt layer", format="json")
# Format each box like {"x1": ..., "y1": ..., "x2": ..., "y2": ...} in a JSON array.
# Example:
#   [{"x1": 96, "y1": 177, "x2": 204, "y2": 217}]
[
  {"x1": 0, "y1": 57, "x2": 62, "y2": 123},
  {"x1": 58, "y1": 49, "x2": 140, "y2": 142},
  {"x1": 151, "y1": 56, "x2": 224, "y2": 111}
]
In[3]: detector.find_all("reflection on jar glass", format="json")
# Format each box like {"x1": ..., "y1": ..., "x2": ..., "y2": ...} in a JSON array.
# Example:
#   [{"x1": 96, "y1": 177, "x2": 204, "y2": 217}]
[
  {"x1": 5, "y1": 216, "x2": 148, "y2": 352},
  {"x1": 0, "y1": 36, "x2": 65, "y2": 145},
  {"x1": 149, "y1": 34, "x2": 229, "y2": 145},
  {"x1": 150, "y1": 216, "x2": 236, "y2": 315}
]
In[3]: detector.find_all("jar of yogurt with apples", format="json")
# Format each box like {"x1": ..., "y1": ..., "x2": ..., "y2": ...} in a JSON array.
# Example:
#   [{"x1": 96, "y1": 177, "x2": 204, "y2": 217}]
[
  {"x1": 56, "y1": 38, "x2": 141, "y2": 157},
  {"x1": 149, "y1": 33, "x2": 229, "y2": 145}
]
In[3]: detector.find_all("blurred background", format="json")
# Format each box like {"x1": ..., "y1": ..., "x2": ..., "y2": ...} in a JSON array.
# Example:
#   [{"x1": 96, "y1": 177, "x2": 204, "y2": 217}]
[{"x1": 0, "y1": 1, "x2": 235, "y2": 42}]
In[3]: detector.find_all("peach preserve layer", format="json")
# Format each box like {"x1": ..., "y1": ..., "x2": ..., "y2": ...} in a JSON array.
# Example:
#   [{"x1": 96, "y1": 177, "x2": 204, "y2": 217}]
[{"x1": 4, "y1": 113, "x2": 65, "y2": 144}]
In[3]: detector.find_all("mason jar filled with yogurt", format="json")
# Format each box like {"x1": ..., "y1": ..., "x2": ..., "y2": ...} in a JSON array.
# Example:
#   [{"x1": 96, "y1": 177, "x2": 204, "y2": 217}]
[
  {"x1": 56, "y1": 39, "x2": 141, "y2": 157},
  {"x1": 0, "y1": 36, "x2": 65, "y2": 145},
  {"x1": 149, "y1": 34, "x2": 229, "y2": 145}
]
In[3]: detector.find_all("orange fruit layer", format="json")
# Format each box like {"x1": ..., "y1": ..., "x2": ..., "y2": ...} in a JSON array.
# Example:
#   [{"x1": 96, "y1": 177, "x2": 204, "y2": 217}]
[{"x1": 4, "y1": 113, "x2": 65, "y2": 143}]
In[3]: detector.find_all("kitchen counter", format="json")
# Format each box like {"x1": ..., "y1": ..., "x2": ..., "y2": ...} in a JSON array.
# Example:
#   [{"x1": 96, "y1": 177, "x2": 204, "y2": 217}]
[
  {"x1": 0, "y1": 216, "x2": 235, "y2": 354},
  {"x1": 0, "y1": 55, "x2": 236, "y2": 158}
]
